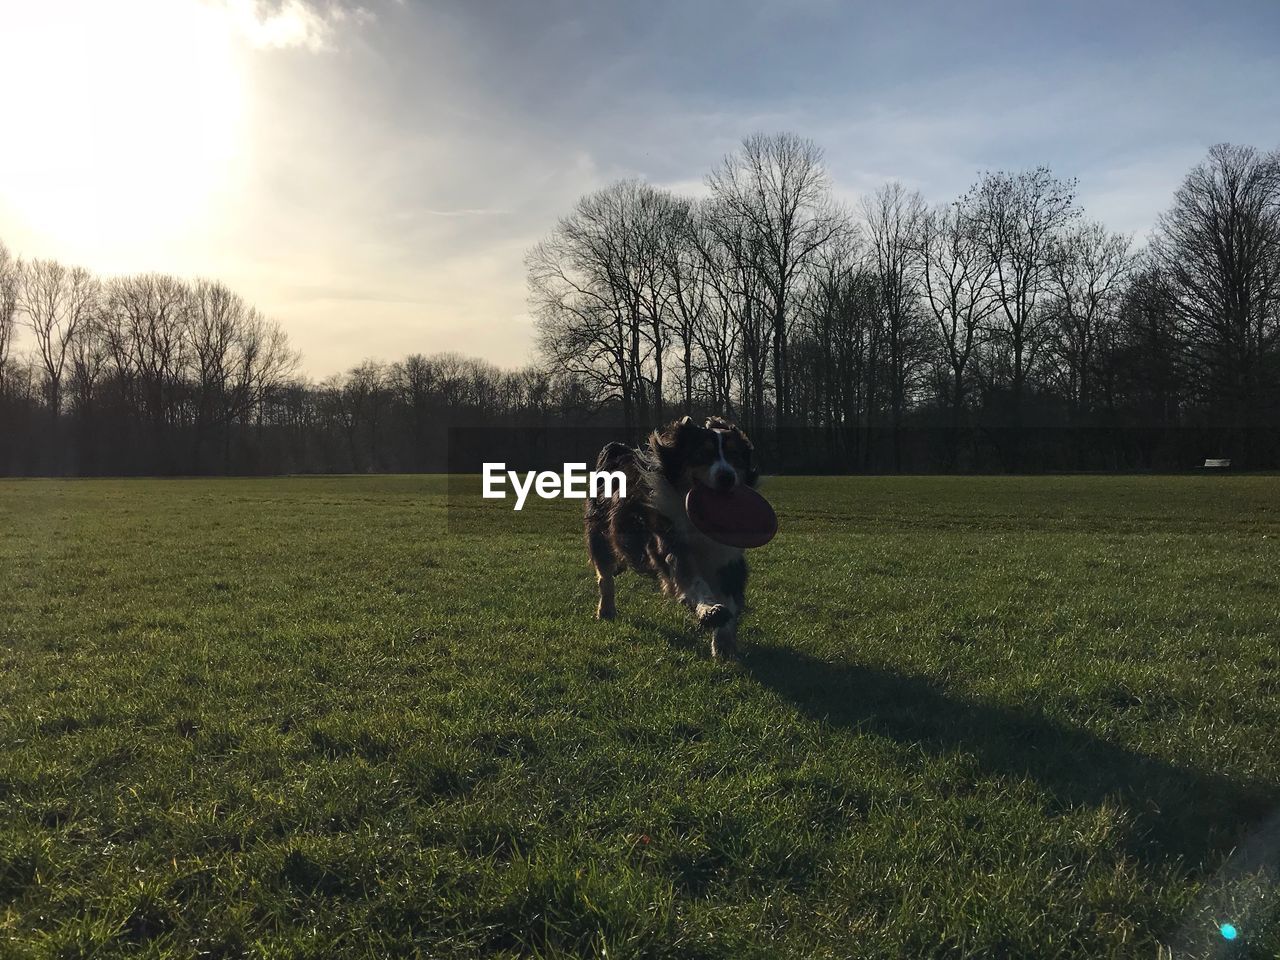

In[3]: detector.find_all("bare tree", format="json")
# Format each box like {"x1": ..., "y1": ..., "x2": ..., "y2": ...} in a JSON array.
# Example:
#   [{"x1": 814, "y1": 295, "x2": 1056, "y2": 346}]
[
  {"x1": 1152, "y1": 143, "x2": 1280, "y2": 449},
  {"x1": 1111, "y1": 264, "x2": 1185, "y2": 434},
  {"x1": 0, "y1": 238, "x2": 306, "y2": 474},
  {"x1": 964, "y1": 167, "x2": 1079, "y2": 463},
  {"x1": 864, "y1": 182, "x2": 928, "y2": 469},
  {"x1": 431, "y1": 353, "x2": 472, "y2": 411},
  {"x1": 696, "y1": 197, "x2": 771, "y2": 429},
  {"x1": 661, "y1": 197, "x2": 710, "y2": 416},
  {"x1": 795, "y1": 224, "x2": 870, "y2": 455},
  {"x1": 917, "y1": 199, "x2": 1000, "y2": 464},
  {"x1": 317, "y1": 373, "x2": 356, "y2": 468},
  {"x1": 690, "y1": 233, "x2": 744, "y2": 419},
  {"x1": 529, "y1": 181, "x2": 674, "y2": 432},
  {"x1": 533, "y1": 284, "x2": 632, "y2": 426},
  {"x1": 707, "y1": 133, "x2": 841, "y2": 425},
  {"x1": 1045, "y1": 221, "x2": 1133, "y2": 415},
  {"x1": 187, "y1": 279, "x2": 245, "y2": 463},
  {"x1": 0, "y1": 242, "x2": 18, "y2": 396},
  {"x1": 66, "y1": 302, "x2": 109, "y2": 416},
  {"x1": 632, "y1": 187, "x2": 685, "y2": 424},
  {"x1": 184, "y1": 281, "x2": 297, "y2": 468},
  {"x1": 18, "y1": 259, "x2": 99, "y2": 418},
  {"x1": 344, "y1": 360, "x2": 390, "y2": 469},
  {"x1": 104, "y1": 274, "x2": 191, "y2": 426},
  {"x1": 390, "y1": 353, "x2": 440, "y2": 467}
]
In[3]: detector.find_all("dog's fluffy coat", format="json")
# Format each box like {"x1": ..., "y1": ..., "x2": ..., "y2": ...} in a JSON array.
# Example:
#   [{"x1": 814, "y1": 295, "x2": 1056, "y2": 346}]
[{"x1": 584, "y1": 416, "x2": 759, "y2": 658}]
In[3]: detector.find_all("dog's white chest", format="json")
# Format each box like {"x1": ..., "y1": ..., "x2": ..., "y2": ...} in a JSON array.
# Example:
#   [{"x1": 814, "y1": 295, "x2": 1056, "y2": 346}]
[{"x1": 652, "y1": 479, "x2": 744, "y2": 572}]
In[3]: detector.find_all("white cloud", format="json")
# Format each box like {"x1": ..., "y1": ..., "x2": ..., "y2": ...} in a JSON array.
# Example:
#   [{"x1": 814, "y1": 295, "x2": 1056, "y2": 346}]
[
  {"x1": 221, "y1": 0, "x2": 371, "y2": 52},
  {"x1": 6, "y1": 1, "x2": 1276, "y2": 379}
]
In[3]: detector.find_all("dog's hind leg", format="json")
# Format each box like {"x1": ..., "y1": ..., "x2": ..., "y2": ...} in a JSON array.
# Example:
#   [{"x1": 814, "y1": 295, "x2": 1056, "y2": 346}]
[
  {"x1": 587, "y1": 530, "x2": 618, "y2": 621},
  {"x1": 595, "y1": 566, "x2": 617, "y2": 621}
]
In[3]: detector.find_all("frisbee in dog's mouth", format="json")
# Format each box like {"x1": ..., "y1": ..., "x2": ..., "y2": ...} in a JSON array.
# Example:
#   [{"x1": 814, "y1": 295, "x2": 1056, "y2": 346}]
[{"x1": 685, "y1": 483, "x2": 778, "y2": 548}]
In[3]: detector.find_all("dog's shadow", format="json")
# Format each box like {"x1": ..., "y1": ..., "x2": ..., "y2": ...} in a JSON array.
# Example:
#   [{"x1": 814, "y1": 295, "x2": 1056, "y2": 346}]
[{"x1": 653, "y1": 624, "x2": 1277, "y2": 873}]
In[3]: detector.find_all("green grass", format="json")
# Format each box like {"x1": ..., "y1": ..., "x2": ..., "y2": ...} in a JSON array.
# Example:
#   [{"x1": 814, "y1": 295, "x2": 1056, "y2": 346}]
[{"x1": 2, "y1": 474, "x2": 1280, "y2": 959}]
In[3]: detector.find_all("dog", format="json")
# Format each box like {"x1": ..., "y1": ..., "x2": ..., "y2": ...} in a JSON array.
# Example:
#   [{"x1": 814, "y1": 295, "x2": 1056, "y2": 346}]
[{"x1": 584, "y1": 415, "x2": 759, "y2": 658}]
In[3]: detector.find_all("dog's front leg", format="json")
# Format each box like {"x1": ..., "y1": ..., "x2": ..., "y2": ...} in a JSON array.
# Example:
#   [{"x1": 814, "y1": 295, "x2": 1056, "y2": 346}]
[
  {"x1": 710, "y1": 619, "x2": 738, "y2": 659},
  {"x1": 667, "y1": 550, "x2": 741, "y2": 659},
  {"x1": 688, "y1": 579, "x2": 733, "y2": 630},
  {"x1": 708, "y1": 556, "x2": 747, "y2": 658},
  {"x1": 662, "y1": 546, "x2": 732, "y2": 630}
]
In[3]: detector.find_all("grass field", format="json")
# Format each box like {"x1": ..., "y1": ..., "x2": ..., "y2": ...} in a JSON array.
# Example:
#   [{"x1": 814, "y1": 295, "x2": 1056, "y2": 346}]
[{"x1": 2, "y1": 475, "x2": 1280, "y2": 959}]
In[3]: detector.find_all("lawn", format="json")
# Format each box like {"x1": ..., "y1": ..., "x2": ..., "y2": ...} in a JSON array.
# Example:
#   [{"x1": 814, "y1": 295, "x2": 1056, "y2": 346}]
[{"x1": 2, "y1": 474, "x2": 1279, "y2": 959}]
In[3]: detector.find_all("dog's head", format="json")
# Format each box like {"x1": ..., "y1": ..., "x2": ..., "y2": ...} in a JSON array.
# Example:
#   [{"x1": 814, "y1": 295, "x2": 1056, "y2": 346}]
[{"x1": 650, "y1": 416, "x2": 758, "y2": 492}]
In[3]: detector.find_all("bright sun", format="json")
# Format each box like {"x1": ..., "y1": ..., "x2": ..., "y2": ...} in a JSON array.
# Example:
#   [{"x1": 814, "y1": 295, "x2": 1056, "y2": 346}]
[{"x1": 0, "y1": 0, "x2": 247, "y2": 264}]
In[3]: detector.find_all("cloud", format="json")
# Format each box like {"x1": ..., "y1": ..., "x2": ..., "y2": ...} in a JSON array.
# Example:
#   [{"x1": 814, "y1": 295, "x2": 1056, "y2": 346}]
[
  {"x1": 223, "y1": 0, "x2": 374, "y2": 52},
  {"x1": 8, "y1": 0, "x2": 1275, "y2": 380}
]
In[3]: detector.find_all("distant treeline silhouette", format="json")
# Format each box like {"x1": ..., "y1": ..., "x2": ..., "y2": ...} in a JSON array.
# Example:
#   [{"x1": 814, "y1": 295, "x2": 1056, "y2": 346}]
[{"x1": 1, "y1": 138, "x2": 1277, "y2": 475}]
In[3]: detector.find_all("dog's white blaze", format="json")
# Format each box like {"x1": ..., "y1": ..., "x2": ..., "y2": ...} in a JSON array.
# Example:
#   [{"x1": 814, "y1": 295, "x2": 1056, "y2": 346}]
[
  {"x1": 709, "y1": 429, "x2": 736, "y2": 488},
  {"x1": 650, "y1": 470, "x2": 743, "y2": 610}
]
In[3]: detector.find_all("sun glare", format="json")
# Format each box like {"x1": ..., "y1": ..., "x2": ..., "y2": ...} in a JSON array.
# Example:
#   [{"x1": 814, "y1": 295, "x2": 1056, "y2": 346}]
[{"x1": 0, "y1": 0, "x2": 247, "y2": 265}]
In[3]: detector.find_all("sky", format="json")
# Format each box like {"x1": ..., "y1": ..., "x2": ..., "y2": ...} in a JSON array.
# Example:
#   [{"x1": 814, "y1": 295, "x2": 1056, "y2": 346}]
[{"x1": 1, "y1": 0, "x2": 1278, "y2": 378}]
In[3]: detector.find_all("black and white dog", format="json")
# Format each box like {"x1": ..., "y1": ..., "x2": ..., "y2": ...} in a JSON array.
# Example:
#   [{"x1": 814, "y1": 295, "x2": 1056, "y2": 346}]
[{"x1": 584, "y1": 416, "x2": 759, "y2": 658}]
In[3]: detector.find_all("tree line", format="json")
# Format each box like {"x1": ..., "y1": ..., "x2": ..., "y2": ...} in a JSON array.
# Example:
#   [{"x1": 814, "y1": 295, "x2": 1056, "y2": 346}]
[
  {"x1": 0, "y1": 259, "x2": 582, "y2": 472},
  {"x1": 1, "y1": 137, "x2": 1277, "y2": 474},
  {"x1": 0, "y1": 242, "x2": 606, "y2": 474},
  {"x1": 531, "y1": 138, "x2": 1280, "y2": 471},
  {"x1": 0, "y1": 260, "x2": 302, "y2": 474}
]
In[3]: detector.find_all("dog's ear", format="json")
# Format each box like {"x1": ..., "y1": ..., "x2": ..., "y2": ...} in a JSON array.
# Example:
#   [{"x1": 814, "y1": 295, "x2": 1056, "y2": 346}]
[
  {"x1": 650, "y1": 417, "x2": 697, "y2": 485},
  {"x1": 659, "y1": 416, "x2": 699, "y2": 444}
]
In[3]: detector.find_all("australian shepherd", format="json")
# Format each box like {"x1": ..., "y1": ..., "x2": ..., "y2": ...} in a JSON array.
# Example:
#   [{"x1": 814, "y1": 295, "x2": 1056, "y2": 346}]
[{"x1": 584, "y1": 415, "x2": 759, "y2": 658}]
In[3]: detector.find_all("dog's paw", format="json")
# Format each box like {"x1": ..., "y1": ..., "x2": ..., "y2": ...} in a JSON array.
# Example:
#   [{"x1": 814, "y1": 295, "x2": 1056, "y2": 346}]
[
  {"x1": 596, "y1": 604, "x2": 616, "y2": 621},
  {"x1": 696, "y1": 603, "x2": 731, "y2": 629},
  {"x1": 711, "y1": 630, "x2": 739, "y2": 660}
]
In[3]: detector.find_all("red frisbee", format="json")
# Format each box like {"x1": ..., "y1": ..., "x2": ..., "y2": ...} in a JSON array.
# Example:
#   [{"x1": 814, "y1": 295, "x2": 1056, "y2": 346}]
[{"x1": 685, "y1": 484, "x2": 778, "y2": 549}]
